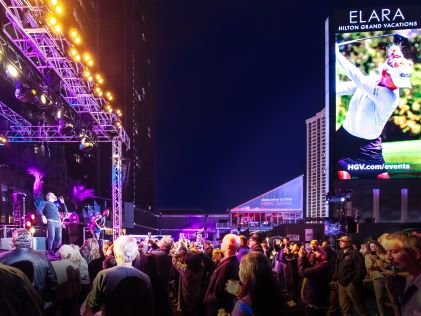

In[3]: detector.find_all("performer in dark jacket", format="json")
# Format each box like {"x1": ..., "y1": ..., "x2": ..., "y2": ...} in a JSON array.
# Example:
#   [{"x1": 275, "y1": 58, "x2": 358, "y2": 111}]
[
  {"x1": 36, "y1": 192, "x2": 68, "y2": 255},
  {"x1": 298, "y1": 246, "x2": 331, "y2": 316}
]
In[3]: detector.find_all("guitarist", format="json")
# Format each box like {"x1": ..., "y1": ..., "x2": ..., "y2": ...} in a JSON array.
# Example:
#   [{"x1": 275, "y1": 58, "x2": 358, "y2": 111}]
[{"x1": 89, "y1": 209, "x2": 110, "y2": 240}]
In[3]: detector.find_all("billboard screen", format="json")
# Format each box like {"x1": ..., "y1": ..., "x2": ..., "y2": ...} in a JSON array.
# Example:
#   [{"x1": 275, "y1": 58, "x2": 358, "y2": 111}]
[{"x1": 330, "y1": 7, "x2": 421, "y2": 180}]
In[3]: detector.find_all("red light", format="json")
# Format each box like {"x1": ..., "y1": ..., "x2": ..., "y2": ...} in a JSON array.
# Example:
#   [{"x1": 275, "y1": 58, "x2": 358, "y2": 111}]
[{"x1": 26, "y1": 221, "x2": 32, "y2": 227}]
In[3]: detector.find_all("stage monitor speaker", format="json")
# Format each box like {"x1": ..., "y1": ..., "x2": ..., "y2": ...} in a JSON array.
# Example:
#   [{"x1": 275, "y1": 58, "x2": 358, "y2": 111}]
[
  {"x1": 32, "y1": 237, "x2": 46, "y2": 251},
  {"x1": 123, "y1": 202, "x2": 134, "y2": 228},
  {"x1": 67, "y1": 223, "x2": 83, "y2": 246}
]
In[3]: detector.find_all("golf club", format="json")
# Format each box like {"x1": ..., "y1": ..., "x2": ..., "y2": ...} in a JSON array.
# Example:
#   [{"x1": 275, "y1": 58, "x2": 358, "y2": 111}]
[{"x1": 337, "y1": 33, "x2": 408, "y2": 46}]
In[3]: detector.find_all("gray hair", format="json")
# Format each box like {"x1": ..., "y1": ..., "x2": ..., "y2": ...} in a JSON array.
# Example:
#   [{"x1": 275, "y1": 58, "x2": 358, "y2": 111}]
[
  {"x1": 56, "y1": 244, "x2": 74, "y2": 259},
  {"x1": 113, "y1": 236, "x2": 139, "y2": 263},
  {"x1": 159, "y1": 236, "x2": 174, "y2": 251}
]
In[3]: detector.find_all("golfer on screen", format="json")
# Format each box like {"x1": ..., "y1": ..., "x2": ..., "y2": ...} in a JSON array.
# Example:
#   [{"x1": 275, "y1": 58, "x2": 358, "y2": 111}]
[{"x1": 335, "y1": 43, "x2": 413, "y2": 179}]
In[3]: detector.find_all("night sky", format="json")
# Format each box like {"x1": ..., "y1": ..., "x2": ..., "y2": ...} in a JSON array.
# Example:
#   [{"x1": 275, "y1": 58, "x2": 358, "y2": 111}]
[{"x1": 152, "y1": 0, "x2": 415, "y2": 212}]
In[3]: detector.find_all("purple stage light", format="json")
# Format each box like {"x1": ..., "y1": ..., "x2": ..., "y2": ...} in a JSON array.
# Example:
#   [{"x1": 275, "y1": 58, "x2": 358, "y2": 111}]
[
  {"x1": 27, "y1": 167, "x2": 45, "y2": 195},
  {"x1": 71, "y1": 183, "x2": 94, "y2": 203}
]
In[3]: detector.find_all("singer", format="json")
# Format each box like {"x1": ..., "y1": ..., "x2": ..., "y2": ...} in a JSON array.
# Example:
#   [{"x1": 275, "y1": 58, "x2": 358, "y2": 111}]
[{"x1": 36, "y1": 192, "x2": 68, "y2": 255}]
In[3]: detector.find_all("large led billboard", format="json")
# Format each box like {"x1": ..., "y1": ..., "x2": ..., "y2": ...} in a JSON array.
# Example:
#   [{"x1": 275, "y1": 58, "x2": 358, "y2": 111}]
[{"x1": 329, "y1": 7, "x2": 421, "y2": 180}]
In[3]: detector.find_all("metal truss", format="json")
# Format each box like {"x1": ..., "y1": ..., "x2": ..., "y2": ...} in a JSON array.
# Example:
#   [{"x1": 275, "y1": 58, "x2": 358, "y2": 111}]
[
  {"x1": 0, "y1": 0, "x2": 131, "y2": 239},
  {"x1": 0, "y1": 0, "x2": 129, "y2": 148},
  {"x1": 112, "y1": 137, "x2": 123, "y2": 240}
]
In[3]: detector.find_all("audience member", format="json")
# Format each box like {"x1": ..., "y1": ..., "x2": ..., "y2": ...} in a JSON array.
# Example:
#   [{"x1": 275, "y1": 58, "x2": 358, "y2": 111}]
[
  {"x1": 204, "y1": 233, "x2": 240, "y2": 316},
  {"x1": 172, "y1": 250, "x2": 204, "y2": 316},
  {"x1": 237, "y1": 235, "x2": 250, "y2": 262},
  {"x1": 298, "y1": 246, "x2": 330, "y2": 315},
  {"x1": 381, "y1": 231, "x2": 421, "y2": 316},
  {"x1": 332, "y1": 236, "x2": 369, "y2": 316},
  {"x1": 0, "y1": 228, "x2": 57, "y2": 312},
  {"x1": 151, "y1": 236, "x2": 174, "y2": 293},
  {"x1": 83, "y1": 235, "x2": 153, "y2": 316},
  {"x1": 231, "y1": 251, "x2": 283, "y2": 316},
  {"x1": 0, "y1": 263, "x2": 44, "y2": 316},
  {"x1": 248, "y1": 232, "x2": 264, "y2": 253},
  {"x1": 52, "y1": 245, "x2": 81, "y2": 316}
]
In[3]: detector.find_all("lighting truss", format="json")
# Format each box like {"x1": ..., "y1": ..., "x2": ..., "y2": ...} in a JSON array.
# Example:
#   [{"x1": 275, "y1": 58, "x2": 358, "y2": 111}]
[
  {"x1": 112, "y1": 137, "x2": 123, "y2": 240},
  {"x1": 0, "y1": 0, "x2": 130, "y2": 239},
  {"x1": 0, "y1": 0, "x2": 129, "y2": 148}
]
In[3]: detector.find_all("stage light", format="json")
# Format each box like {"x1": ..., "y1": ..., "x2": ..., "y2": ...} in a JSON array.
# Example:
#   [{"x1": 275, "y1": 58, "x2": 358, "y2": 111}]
[
  {"x1": 75, "y1": 54, "x2": 81, "y2": 62},
  {"x1": 105, "y1": 104, "x2": 113, "y2": 113},
  {"x1": 48, "y1": 16, "x2": 57, "y2": 25},
  {"x1": 70, "y1": 48, "x2": 77, "y2": 56},
  {"x1": 75, "y1": 37, "x2": 81, "y2": 44},
  {"x1": 88, "y1": 60, "x2": 94, "y2": 67},
  {"x1": 116, "y1": 109, "x2": 122, "y2": 117},
  {"x1": 88, "y1": 76, "x2": 93, "y2": 82},
  {"x1": 114, "y1": 120, "x2": 122, "y2": 129},
  {"x1": 55, "y1": 109, "x2": 62, "y2": 120},
  {"x1": 51, "y1": 0, "x2": 58, "y2": 5},
  {"x1": 29, "y1": 227, "x2": 36, "y2": 234},
  {"x1": 40, "y1": 94, "x2": 47, "y2": 105},
  {"x1": 26, "y1": 220, "x2": 31, "y2": 227},
  {"x1": 55, "y1": 5, "x2": 63, "y2": 14},
  {"x1": 106, "y1": 91, "x2": 113, "y2": 100},
  {"x1": 70, "y1": 30, "x2": 77, "y2": 38},
  {"x1": 83, "y1": 53, "x2": 91, "y2": 62},
  {"x1": 6, "y1": 64, "x2": 18, "y2": 78},
  {"x1": 54, "y1": 24, "x2": 62, "y2": 33},
  {"x1": 0, "y1": 135, "x2": 8, "y2": 145},
  {"x1": 84, "y1": 69, "x2": 90, "y2": 78},
  {"x1": 95, "y1": 87, "x2": 103, "y2": 96},
  {"x1": 31, "y1": 214, "x2": 35, "y2": 220},
  {"x1": 15, "y1": 81, "x2": 37, "y2": 103}
]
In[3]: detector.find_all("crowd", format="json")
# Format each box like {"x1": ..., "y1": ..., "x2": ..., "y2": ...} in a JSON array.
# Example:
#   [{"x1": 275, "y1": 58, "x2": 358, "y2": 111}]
[{"x1": 0, "y1": 227, "x2": 421, "y2": 316}]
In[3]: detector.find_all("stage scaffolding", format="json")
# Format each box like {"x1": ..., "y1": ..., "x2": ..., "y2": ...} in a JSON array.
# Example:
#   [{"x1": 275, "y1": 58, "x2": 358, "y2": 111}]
[{"x1": 0, "y1": 0, "x2": 130, "y2": 240}]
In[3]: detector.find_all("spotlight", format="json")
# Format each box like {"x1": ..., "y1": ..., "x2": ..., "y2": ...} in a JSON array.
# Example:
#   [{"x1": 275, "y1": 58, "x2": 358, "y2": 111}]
[
  {"x1": 6, "y1": 64, "x2": 19, "y2": 78},
  {"x1": 29, "y1": 227, "x2": 36, "y2": 234},
  {"x1": 58, "y1": 119, "x2": 75, "y2": 135},
  {"x1": 55, "y1": 109, "x2": 62, "y2": 120},
  {"x1": 83, "y1": 53, "x2": 91, "y2": 62},
  {"x1": 105, "y1": 104, "x2": 113, "y2": 113},
  {"x1": 15, "y1": 80, "x2": 37, "y2": 103},
  {"x1": 55, "y1": 5, "x2": 63, "y2": 14},
  {"x1": 79, "y1": 130, "x2": 96, "y2": 152},
  {"x1": 106, "y1": 91, "x2": 113, "y2": 101},
  {"x1": 114, "y1": 119, "x2": 122, "y2": 129},
  {"x1": 54, "y1": 24, "x2": 62, "y2": 33},
  {"x1": 87, "y1": 60, "x2": 94, "y2": 67},
  {"x1": 40, "y1": 94, "x2": 47, "y2": 105},
  {"x1": 51, "y1": 0, "x2": 58, "y2": 5},
  {"x1": 84, "y1": 70, "x2": 90, "y2": 78},
  {"x1": 75, "y1": 37, "x2": 81, "y2": 44},
  {"x1": 116, "y1": 109, "x2": 122, "y2": 117},
  {"x1": 48, "y1": 16, "x2": 57, "y2": 25},
  {"x1": 75, "y1": 54, "x2": 81, "y2": 62},
  {"x1": 70, "y1": 48, "x2": 78, "y2": 56},
  {"x1": 0, "y1": 135, "x2": 8, "y2": 145}
]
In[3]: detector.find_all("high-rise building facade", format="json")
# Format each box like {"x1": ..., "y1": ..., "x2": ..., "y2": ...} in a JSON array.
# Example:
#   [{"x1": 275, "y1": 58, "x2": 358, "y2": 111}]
[{"x1": 306, "y1": 108, "x2": 328, "y2": 218}]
